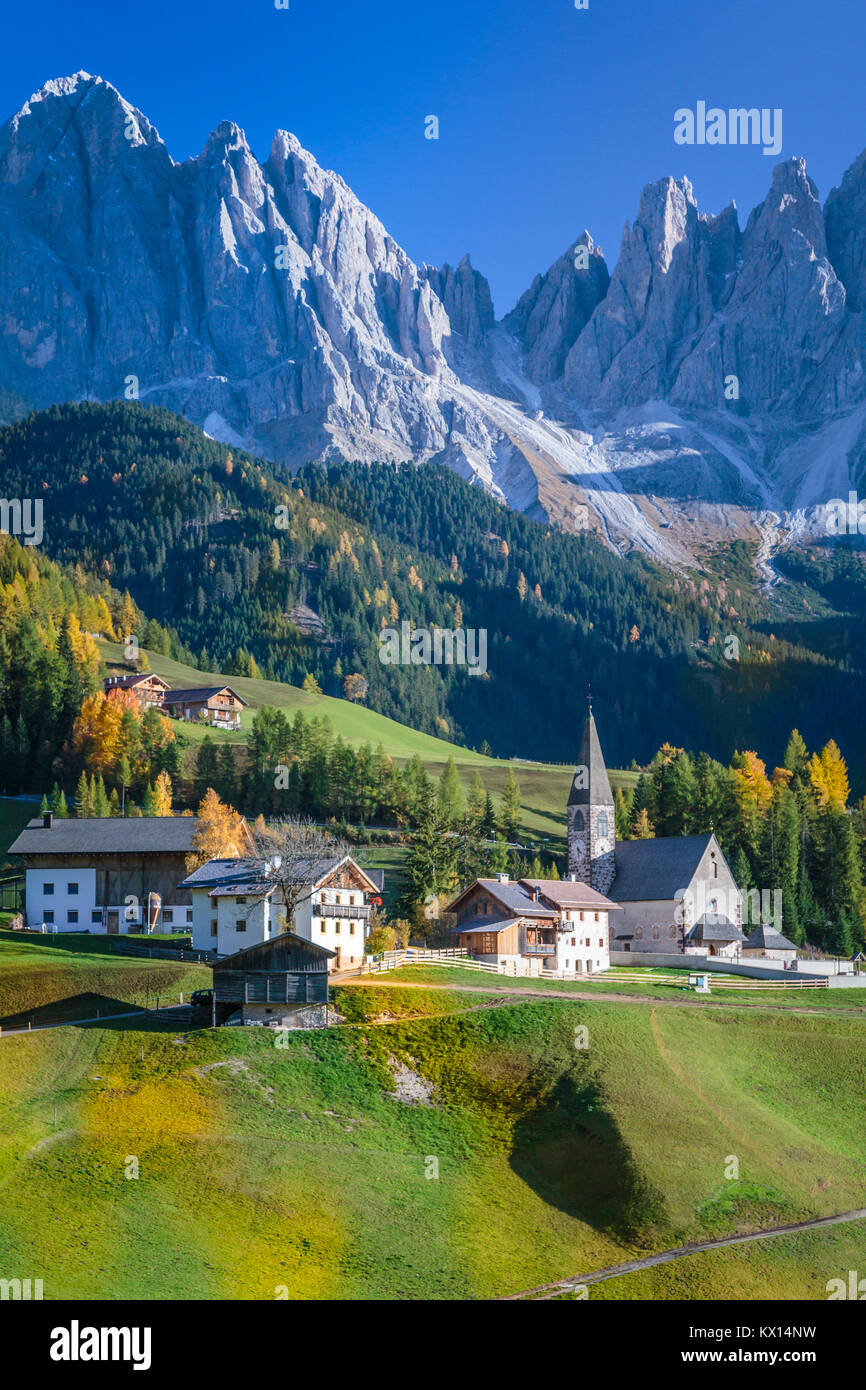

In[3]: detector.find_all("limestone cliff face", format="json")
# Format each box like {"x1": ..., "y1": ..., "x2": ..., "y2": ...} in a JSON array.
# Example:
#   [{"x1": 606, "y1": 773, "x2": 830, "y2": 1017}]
[{"x1": 3, "y1": 72, "x2": 866, "y2": 567}]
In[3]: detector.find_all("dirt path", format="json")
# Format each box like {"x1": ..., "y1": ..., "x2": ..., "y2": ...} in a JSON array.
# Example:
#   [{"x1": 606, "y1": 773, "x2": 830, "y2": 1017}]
[
  {"x1": 503, "y1": 1208, "x2": 866, "y2": 1299},
  {"x1": 338, "y1": 977, "x2": 866, "y2": 1020}
]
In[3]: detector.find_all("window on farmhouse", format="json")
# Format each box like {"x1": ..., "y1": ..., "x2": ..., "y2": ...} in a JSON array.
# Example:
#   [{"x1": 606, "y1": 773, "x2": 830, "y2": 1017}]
[
  {"x1": 68, "y1": 883, "x2": 79, "y2": 895},
  {"x1": 44, "y1": 883, "x2": 54, "y2": 896},
  {"x1": 236, "y1": 920, "x2": 247, "y2": 932}
]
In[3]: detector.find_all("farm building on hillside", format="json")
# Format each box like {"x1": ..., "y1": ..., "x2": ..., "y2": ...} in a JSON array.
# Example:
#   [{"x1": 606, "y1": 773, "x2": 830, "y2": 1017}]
[
  {"x1": 161, "y1": 685, "x2": 247, "y2": 729},
  {"x1": 9, "y1": 812, "x2": 200, "y2": 933},
  {"x1": 103, "y1": 672, "x2": 170, "y2": 708},
  {"x1": 445, "y1": 874, "x2": 618, "y2": 975},
  {"x1": 212, "y1": 933, "x2": 334, "y2": 1027},
  {"x1": 181, "y1": 854, "x2": 384, "y2": 968}
]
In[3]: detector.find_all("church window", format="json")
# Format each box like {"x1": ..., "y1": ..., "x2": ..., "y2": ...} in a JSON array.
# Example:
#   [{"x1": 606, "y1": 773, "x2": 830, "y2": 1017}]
[
  {"x1": 668, "y1": 924, "x2": 677, "y2": 939},
  {"x1": 652, "y1": 925, "x2": 660, "y2": 940},
  {"x1": 711, "y1": 855, "x2": 718, "y2": 879},
  {"x1": 573, "y1": 810, "x2": 585, "y2": 831},
  {"x1": 635, "y1": 927, "x2": 643, "y2": 939},
  {"x1": 597, "y1": 811, "x2": 609, "y2": 838}
]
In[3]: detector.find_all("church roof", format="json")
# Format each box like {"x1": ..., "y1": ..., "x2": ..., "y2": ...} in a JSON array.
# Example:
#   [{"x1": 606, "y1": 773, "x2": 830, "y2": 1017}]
[
  {"x1": 606, "y1": 834, "x2": 716, "y2": 903},
  {"x1": 743, "y1": 924, "x2": 798, "y2": 952},
  {"x1": 568, "y1": 709, "x2": 613, "y2": 808}
]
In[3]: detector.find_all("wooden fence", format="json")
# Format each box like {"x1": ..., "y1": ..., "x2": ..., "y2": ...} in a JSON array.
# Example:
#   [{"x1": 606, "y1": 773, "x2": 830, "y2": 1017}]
[{"x1": 352, "y1": 952, "x2": 829, "y2": 989}]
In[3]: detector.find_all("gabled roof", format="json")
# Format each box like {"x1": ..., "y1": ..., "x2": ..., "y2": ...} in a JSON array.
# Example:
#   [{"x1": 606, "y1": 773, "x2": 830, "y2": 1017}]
[
  {"x1": 179, "y1": 853, "x2": 380, "y2": 896},
  {"x1": 105, "y1": 672, "x2": 169, "y2": 690},
  {"x1": 568, "y1": 709, "x2": 613, "y2": 808},
  {"x1": 162, "y1": 686, "x2": 248, "y2": 706},
  {"x1": 520, "y1": 878, "x2": 621, "y2": 911},
  {"x1": 607, "y1": 834, "x2": 718, "y2": 903},
  {"x1": 445, "y1": 878, "x2": 555, "y2": 919},
  {"x1": 687, "y1": 914, "x2": 745, "y2": 944},
  {"x1": 214, "y1": 930, "x2": 334, "y2": 968},
  {"x1": 743, "y1": 924, "x2": 799, "y2": 952},
  {"x1": 10, "y1": 815, "x2": 200, "y2": 857}
]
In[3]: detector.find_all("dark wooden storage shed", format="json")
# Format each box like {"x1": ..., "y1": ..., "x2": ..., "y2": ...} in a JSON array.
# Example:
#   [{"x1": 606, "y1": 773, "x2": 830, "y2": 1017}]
[{"x1": 212, "y1": 931, "x2": 334, "y2": 1027}]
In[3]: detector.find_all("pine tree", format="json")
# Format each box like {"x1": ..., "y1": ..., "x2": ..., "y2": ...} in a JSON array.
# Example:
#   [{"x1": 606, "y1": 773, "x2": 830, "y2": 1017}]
[
  {"x1": 92, "y1": 774, "x2": 111, "y2": 818},
  {"x1": 75, "y1": 769, "x2": 93, "y2": 819},
  {"x1": 499, "y1": 767, "x2": 522, "y2": 842},
  {"x1": 141, "y1": 782, "x2": 157, "y2": 816}
]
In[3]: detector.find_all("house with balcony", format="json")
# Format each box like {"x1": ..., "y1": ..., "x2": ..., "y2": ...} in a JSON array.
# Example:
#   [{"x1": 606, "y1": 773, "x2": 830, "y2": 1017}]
[
  {"x1": 103, "y1": 672, "x2": 170, "y2": 709},
  {"x1": 9, "y1": 811, "x2": 200, "y2": 933},
  {"x1": 161, "y1": 685, "x2": 247, "y2": 730},
  {"x1": 182, "y1": 853, "x2": 383, "y2": 968},
  {"x1": 444, "y1": 874, "x2": 618, "y2": 975}
]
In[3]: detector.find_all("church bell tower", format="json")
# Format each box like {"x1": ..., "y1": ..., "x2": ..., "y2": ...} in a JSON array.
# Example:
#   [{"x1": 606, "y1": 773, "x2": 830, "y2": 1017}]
[{"x1": 567, "y1": 697, "x2": 616, "y2": 894}]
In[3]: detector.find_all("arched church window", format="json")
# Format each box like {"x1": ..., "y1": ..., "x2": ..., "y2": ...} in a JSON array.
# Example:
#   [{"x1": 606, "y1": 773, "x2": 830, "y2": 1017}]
[
  {"x1": 634, "y1": 926, "x2": 643, "y2": 940},
  {"x1": 597, "y1": 811, "x2": 609, "y2": 838},
  {"x1": 711, "y1": 854, "x2": 718, "y2": 879},
  {"x1": 652, "y1": 925, "x2": 660, "y2": 940},
  {"x1": 572, "y1": 810, "x2": 585, "y2": 831}
]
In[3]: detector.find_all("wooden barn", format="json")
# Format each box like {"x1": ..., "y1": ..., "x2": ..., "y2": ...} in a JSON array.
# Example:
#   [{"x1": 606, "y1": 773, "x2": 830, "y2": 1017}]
[{"x1": 212, "y1": 931, "x2": 334, "y2": 1028}]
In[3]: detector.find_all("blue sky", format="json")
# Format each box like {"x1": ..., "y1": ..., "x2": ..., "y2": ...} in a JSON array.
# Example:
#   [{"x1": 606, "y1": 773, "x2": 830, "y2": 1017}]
[{"x1": 2, "y1": 0, "x2": 865, "y2": 312}]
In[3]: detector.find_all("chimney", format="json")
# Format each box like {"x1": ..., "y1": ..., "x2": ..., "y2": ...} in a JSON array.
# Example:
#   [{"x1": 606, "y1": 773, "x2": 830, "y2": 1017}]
[
  {"x1": 566, "y1": 873, "x2": 579, "y2": 883},
  {"x1": 43, "y1": 811, "x2": 53, "y2": 829},
  {"x1": 496, "y1": 873, "x2": 509, "y2": 884}
]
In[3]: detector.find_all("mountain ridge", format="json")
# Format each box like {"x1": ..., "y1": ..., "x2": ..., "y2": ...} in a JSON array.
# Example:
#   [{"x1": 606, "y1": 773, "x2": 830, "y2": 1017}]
[{"x1": 3, "y1": 73, "x2": 866, "y2": 568}]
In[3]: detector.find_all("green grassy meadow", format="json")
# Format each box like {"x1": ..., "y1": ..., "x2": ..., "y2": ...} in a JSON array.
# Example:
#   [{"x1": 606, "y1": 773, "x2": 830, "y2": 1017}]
[
  {"x1": 364, "y1": 963, "x2": 866, "y2": 1010},
  {"x1": 0, "y1": 933, "x2": 211, "y2": 1026},
  {"x1": 1, "y1": 983, "x2": 865, "y2": 1300},
  {"x1": 97, "y1": 640, "x2": 638, "y2": 845}
]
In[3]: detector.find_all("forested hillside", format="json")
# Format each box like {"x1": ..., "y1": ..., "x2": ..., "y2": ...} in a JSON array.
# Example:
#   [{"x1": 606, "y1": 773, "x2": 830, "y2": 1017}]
[
  {"x1": 0, "y1": 531, "x2": 186, "y2": 792},
  {"x1": 3, "y1": 402, "x2": 865, "y2": 780}
]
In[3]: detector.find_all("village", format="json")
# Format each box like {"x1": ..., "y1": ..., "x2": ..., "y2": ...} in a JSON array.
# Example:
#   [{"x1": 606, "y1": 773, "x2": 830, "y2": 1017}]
[{"x1": 7, "y1": 703, "x2": 862, "y2": 1030}]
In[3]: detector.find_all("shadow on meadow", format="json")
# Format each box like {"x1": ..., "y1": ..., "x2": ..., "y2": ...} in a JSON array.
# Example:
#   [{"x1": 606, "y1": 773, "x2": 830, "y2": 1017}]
[
  {"x1": 0, "y1": 992, "x2": 189, "y2": 1033},
  {"x1": 509, "y1": 1073, "x2": 667, "y2": 1248}
]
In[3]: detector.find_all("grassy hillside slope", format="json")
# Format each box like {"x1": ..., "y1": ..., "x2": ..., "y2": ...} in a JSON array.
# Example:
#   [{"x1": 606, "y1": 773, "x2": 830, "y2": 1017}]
[
  {"x1": 99, "y1": 639, "x2": 638, "y2": 844},
  {"x1": 1, "y1": 991, "x2": 864, "y2": 1300}
]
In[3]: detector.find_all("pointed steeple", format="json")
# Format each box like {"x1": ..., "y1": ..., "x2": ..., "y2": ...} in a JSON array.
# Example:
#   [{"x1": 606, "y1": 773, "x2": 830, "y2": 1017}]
[{"x1": 568, "y1": 698, "x2": 613, "y2": 807}]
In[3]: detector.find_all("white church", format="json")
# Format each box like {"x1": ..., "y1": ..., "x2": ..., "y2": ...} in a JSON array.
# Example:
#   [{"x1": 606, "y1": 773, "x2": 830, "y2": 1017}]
[{"x1": 568, "y1": 705, "x2": 746, "y2": 956}]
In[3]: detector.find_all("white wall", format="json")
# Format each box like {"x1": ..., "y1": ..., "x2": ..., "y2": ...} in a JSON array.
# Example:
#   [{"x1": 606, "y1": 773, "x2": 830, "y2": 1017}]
[
  {"x1": 26, "y1": 868, "x2": 96, "y2": 930},
  {"x1": 555, "y1": 908, "x2": 610, "y2": 974},
  {"x1": 296, "y1": 887, "x2": 368, "y2": 969}
]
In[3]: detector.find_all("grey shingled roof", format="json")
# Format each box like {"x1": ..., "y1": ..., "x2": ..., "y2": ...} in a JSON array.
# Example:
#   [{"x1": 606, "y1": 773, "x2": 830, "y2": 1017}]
[
  {"x1": 450, "y1": 918, "x2": 519, "y2": 936},
  {"x1": 743, "y1": 924, "x2": 798, "y2": 952},
  {"x1": 469, "y1": 879, "x2": 555, "y2": 918},
  {"x1": 10, "y1": 816, "x2": 200, "y2": 856},
  {"x1": 162, "y1": 686, "x2": 248, "y2": 706},
  {"x1": 568, "y1": 710, "x2": 614, "y2": 808},
  {"x1": 607, "y1": 835, "x2": 715, "y2": 903},
  {"x1": 520, "y1": 878, "x2": 621, "y2": 911},
  {"x1": 687, "y1": 914, "x2": 745, "y2": 944}
]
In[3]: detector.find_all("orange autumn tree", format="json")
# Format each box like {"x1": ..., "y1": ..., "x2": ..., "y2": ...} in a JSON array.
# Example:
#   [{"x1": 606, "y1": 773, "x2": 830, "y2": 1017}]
[
  {"x1": 68, "y1": 691, "x2": 129, "y2": 776},
  {"x1": 185, "y1": 789, "x2": 251, "y2": 871}
]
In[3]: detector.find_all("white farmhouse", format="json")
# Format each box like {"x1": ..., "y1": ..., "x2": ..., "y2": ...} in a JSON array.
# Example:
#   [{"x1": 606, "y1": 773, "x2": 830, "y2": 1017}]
[{"x1": 182, "y1": 854, "x2": 383, "y2": 968}]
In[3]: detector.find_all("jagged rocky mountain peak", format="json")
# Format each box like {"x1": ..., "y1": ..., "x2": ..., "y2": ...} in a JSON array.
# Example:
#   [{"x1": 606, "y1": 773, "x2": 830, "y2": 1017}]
[{"x1": 3, "y1": 74, "x2": 866, "y2": 568}]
